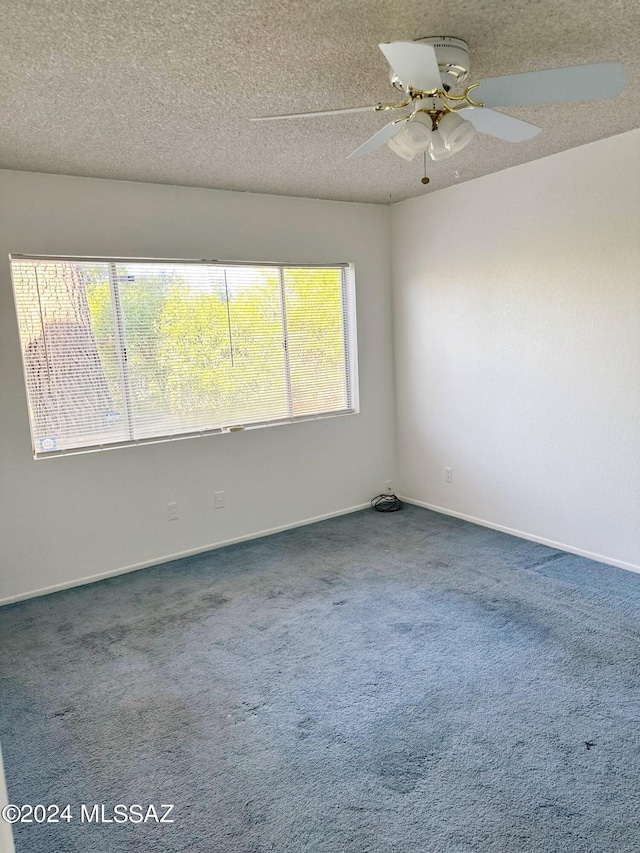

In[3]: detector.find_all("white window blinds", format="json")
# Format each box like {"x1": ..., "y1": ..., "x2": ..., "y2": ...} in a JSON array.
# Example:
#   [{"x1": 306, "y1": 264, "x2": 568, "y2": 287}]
[{"x1": 10, "y1": 257, "x2": 357, "y2": 457}]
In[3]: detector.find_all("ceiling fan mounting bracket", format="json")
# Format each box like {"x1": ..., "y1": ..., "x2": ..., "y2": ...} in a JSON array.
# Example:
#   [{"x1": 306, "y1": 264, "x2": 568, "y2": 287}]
[{"x1": 390, "y1": 36, "x2": 471, "y2": 92}]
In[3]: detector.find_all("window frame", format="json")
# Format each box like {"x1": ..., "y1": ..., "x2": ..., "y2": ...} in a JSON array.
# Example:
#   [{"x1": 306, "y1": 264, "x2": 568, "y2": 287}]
[{"x1": 10, "y1": 254, "x2": 360, "y2": 458}]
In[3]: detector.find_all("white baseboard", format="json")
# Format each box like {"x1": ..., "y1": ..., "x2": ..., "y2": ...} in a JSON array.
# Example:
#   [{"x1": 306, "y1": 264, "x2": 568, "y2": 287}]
[
  {"x1": 400, "y1": 496, "x2": 640, "y2": 576},
  {"x1": 5, "y1": 498, "x2": 638, "y2": 606},
  {"x1": 0, "y1": 503, "x2": 370, "y2": 607}
]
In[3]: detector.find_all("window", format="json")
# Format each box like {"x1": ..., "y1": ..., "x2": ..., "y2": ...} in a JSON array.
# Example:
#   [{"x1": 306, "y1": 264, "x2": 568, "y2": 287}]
[{"x1": 10, "y1": 256, "x2": 358, "y2": 457}]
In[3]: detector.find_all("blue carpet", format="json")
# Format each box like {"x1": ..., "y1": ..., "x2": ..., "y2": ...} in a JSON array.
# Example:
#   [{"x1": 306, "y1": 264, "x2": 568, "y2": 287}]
[{"x1": 1, "y1": 505, "x2": 640, "y2": 852}]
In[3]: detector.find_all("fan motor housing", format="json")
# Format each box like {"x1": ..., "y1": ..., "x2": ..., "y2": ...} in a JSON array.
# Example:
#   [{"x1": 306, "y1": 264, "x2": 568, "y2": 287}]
[{"x1": 391, "y1": 36, "x2": 470, "y2": 92}]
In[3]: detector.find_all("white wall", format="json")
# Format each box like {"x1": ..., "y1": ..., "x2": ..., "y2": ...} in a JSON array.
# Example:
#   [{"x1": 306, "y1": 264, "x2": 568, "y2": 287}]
[
  {"x1": 0, "y1": 171, "x2": 395, "y2": 602},
  {"x1": 392, "y1": 129, "x2": 640, "y2": 572},
  {"x1": 2, "y1": 131, "x2": 639, "y2": 603}
]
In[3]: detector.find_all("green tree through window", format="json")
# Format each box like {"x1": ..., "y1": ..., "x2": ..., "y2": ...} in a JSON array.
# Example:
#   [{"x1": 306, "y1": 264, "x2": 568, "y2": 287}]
[{"x1": 11, "y1": 257, "x2": 357, "y2": 456}]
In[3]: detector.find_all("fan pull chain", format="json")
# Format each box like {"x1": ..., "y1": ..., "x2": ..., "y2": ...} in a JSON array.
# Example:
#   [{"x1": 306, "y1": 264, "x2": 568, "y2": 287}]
[{"x1": 421, "y1": 151, "x2": 430, "y2": 185}]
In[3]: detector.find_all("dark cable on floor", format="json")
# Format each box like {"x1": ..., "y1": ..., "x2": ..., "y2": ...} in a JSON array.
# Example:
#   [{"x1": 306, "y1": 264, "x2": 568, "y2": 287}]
[{"x1": 371, "y1": 491, "x2": 403, "y2": 512}]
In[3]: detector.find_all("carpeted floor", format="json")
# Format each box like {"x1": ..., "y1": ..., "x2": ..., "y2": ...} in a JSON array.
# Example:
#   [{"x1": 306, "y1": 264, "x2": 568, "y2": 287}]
[{"x1": 1, "y1": 505, "x2": 640, "y2": 852}]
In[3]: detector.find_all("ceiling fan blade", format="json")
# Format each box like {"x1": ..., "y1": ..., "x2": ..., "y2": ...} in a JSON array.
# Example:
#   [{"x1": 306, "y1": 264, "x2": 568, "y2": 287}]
[
  {"x1": 348, "y1": 117, "x2": 409, "y2": 159},
  {"x1": 457, "y1": 107, "x2": 541, "y2": 141},
  {"x1": 250, "y1": 105, "x2": 376, "y2": 122},
  {"x1": 476, "y1": 62, "x2": 628, "y2": 108},
  {"x1": 379, "y1": 41, "x2": 442, "y2": 92}
]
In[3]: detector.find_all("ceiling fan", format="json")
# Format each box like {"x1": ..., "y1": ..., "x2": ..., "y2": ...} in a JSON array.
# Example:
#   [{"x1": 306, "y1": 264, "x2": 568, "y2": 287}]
[{"x1": 251, "y1": 38, "x2": 628, "y2": 165}]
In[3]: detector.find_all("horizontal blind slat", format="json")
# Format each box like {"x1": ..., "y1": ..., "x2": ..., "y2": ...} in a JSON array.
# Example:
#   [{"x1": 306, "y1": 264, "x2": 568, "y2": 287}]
[{"x1": 10, "y1": 257, "x2": 357, "y2": 456}]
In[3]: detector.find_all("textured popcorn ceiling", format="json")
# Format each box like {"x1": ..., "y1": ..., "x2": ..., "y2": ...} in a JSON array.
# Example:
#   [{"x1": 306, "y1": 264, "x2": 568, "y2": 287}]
[{"x1": 1, "y1": 0, "x2": 638, "y2": 204}]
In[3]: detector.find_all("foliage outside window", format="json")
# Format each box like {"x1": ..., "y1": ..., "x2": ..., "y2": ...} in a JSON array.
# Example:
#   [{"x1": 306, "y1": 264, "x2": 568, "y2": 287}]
[{"x1": 10, "y1": 257, "x2": 357, "y2": 457}]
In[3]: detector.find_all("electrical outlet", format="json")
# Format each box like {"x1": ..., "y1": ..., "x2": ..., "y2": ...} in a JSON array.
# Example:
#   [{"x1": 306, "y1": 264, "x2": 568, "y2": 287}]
[
  {"x1": 214, "y1": 490, "x2": 225, "y2": 509},
  {"x1": 444, "y1": 467, "x2": 453, "y2": 484},
  {"x1": 167, "y1": 501, "x2": 179, "y2": 521}
]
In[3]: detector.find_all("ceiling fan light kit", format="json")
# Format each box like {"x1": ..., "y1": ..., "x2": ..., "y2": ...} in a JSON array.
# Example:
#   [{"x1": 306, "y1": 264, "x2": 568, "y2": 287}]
[
  {"x1": 385, "y1": 107, "x2": 476, "y2": 161},
  {"x1": 252, "y1": 35, "x2": 628, "y2": 180}
]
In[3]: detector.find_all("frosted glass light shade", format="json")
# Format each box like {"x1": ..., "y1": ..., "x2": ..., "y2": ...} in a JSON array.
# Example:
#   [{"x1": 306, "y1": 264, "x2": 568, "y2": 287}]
[
  {"x1": 428, "y1": 129, "x2": 455, "y2": 160},
  {"x1": 438, "y1": 111, "x2": 475, "y2": 153},
  {"x1": 387, "y1": 112, "x2": 432, "y2": 160}
]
